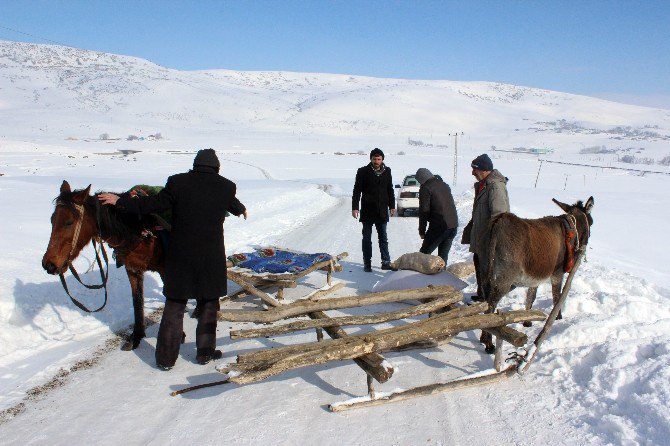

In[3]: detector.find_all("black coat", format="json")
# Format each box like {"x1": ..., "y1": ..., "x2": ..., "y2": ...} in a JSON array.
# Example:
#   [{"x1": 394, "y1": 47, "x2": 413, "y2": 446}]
[
  {"x1": 116, "y1": 166, "x2": 246, "y2": 301},
  {"x1": 418, "y1": 177, "x2": 458, "y2": 247},
  {"x1": 352, "y1": 163, "x2": 395, "y2": 223}
]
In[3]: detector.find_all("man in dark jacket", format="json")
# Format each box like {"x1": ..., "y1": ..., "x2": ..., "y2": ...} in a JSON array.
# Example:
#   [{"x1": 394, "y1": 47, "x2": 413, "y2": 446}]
[
  {"x1": 415, "y1": 168, "x2": 458, "y2": 265},
  {"x1": 352, "y1": 148, "x2": 396, "y2": 272},
  {"x1": 461, "y1": 153, "x2": 509, "y2": 300},
  {"x1": 98, "y1": 149, "x2": 247, "y2": 370}
]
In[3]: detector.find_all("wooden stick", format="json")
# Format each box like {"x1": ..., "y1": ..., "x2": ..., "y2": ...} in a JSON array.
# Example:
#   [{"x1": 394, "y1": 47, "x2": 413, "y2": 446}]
[
  {"x1": 170, "y1": 378, "x2": 231, "y2": 396},
  {"x1": 219, "y1": 285, "x2": 461, "y2": 323},
  {"x1": 328, "y1": 366, "x2": 517, "y2": 411},
  {"x1": 229, "y1": 295, "x2": 462, "y2": 339},
  {"x1": 519, "y1": 253, "x2": 584, "y2": 374},
  {"x1": 228, "y1": 309, "x2": 545, "y2": 384},
  {"x1": 494, "y1": 337, "x2": 504, "y2": 372},
  {"x1": 308, "y1": 281, "x2": 344, "y2": 300},
  {"x1": 236, "y1": 303, "x2": 488, "y2": 364},
  {"x1": 230, "y1": 276, "x2": 282, "y2": 308},
  {"x1": 483, "y1": 326, "x2": 528, "y2": 347}
]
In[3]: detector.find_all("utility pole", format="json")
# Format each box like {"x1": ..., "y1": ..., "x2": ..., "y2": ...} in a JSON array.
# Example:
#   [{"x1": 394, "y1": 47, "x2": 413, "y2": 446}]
[{"x1": 449, "y1": 132, "x2": 464, "y2": 186}]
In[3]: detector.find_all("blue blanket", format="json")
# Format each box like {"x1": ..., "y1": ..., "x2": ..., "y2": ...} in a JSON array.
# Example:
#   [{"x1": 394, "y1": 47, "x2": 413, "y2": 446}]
[{"x1": 228, "y1": 248, "x2": 331, "y2": 274}]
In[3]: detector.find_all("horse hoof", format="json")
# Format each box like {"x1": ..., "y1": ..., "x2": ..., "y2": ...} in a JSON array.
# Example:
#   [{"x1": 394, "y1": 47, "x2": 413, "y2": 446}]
[
  {"x1": 484, "y1": 345, "x2": 495, "y2": 354},
  {"x1": 523, "y1": 321, "x2": 532, "y2": 328}
]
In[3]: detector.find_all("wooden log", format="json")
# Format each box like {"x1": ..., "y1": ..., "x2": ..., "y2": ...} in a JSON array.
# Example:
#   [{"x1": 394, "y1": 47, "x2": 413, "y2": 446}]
[
  {"x1": 228, "y1": 309, "x2": 545, "y2": 384},
  {"x1": 236, "y1": 303, "x2": 487, "y2": 364},
  {"x1": 227, "y1": 270, "x2": 297, "y2": 289},
  {"x1": 493, "y1": 337, "x2": 504, "y2": 372},
  {"x1": 229, "y1": 294, "x2": 463, "y2": 339},
  {"x1": 328, "y1": 366, "x2": 517, "y2": 412},
  {"x1": 308, "y1": 282, "x2": 344, "y2": 300},
  {"x1": 483, "y1": 325, "x2": 528, "y2": 347},
  {"x1": 219, "y1": 285, "x2": 462, "y2": 323},
  {"x1": 230, "y1": 277, "x2": 282, "y2": 308}
]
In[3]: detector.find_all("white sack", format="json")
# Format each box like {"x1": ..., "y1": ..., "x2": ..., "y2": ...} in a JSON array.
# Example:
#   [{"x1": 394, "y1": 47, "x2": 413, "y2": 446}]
[{"x1": 390, "y1": 252, "x2": 445, "y2": 275}]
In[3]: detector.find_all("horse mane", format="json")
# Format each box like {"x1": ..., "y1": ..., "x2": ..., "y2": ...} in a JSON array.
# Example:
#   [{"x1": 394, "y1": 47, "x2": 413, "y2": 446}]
[{"x1": 55, "y1": 188, "x2": 153, "y2": 249}]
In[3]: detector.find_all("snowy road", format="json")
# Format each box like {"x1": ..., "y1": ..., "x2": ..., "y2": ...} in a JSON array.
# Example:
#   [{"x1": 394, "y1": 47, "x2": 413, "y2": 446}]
[{"x1": 1, "y1": 190, "x2": 602, "y2": 446}]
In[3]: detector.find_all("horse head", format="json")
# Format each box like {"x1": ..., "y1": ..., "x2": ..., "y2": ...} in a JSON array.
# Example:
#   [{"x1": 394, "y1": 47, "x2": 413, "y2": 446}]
[
  {"x1": 552, "y1": 196, "x2": 595, "y2": 249},
  {"x1": 42, "y1": 181, "x2": 96, "y2": 275}
]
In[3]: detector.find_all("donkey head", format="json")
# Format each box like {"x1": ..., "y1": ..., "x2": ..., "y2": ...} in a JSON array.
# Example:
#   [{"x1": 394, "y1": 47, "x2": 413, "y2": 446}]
[
  {"x1": 552, "y1": 196, "x2": 594, "y2": 248},
  {"x1": 42, "y1": 181, "x2": 94, "y2": 275}
]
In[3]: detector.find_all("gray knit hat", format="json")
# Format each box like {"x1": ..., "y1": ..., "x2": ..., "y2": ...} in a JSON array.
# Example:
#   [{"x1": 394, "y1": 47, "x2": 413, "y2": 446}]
[
  {"x1": 415, "y1": 168, "x2": 434, "y2": 184},
  {"x1": 193, "y1": 148, "x2": 220, "y2": 169}
]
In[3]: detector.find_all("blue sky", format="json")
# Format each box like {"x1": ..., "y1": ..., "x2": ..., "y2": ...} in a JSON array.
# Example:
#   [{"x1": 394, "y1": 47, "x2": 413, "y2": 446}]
[{"x1": 1, "y1": 0, "x2": 669, "y2": 109}]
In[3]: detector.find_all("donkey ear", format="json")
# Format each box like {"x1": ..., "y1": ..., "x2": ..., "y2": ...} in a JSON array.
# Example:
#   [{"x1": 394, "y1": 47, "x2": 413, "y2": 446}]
[
  {"x1": 584, "y1": 196, "x2": 595, "y2": 214},
  {"x1": 73, "y1": 185, "x2": 91, "y2": 204},
  {"x1": 60, "y1": 180, "x2": 71, "y2": 194},
  {"x1": 552, "y1": 198, "x2": 571, "y2": 213}
]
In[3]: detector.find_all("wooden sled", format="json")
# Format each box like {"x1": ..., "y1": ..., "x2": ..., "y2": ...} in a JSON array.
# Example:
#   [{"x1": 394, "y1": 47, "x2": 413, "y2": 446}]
[{"x1": 173, "y1": 252, "x2": 586, "y2": 412}]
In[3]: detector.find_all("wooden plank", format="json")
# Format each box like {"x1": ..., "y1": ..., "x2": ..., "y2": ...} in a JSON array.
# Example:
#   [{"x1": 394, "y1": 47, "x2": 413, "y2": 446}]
[
  {"x1": 219, "y1": 285, "x2": 461, "y2": 323},
  {"x1": 229, "y1": 294, "x2": 462, "y2": 339}
]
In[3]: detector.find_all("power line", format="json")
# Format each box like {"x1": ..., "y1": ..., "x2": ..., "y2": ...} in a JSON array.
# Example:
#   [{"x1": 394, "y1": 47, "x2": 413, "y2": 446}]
[{"x1": 0, "y1": 23, "x2": 70, "y2": 47}]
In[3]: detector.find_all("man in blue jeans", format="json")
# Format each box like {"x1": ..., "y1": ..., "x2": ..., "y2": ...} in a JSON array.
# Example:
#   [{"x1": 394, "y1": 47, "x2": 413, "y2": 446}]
[
  {"x1": 415, "y1": 168, "x2": 458, "y2": 266},
  {"x1": 352, "y1": 148, "x2": 396, "y2": 272}
]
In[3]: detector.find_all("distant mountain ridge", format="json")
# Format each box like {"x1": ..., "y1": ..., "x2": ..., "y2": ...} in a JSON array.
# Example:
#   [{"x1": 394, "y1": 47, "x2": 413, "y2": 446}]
[{"x1": 1, "y1": 39, "x2": 668, "y2": 149}]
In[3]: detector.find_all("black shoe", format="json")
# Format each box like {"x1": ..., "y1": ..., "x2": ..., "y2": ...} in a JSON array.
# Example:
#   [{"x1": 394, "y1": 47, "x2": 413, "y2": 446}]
[
  {"x1": 470, "y1": 294, "x2": 485, "y2": 302},
  {"x1": 381, "y1": 263, "x2": 397, "y2": 271},
  {"x1": 196, "y1": 349, "x2": 223, "y2": 365},
  {"x1": 156, "y1": 363, "x2": 173, "y2": 371},
  {"x1": 363, "y1": 263, "x2": 372, "y2": 272}
]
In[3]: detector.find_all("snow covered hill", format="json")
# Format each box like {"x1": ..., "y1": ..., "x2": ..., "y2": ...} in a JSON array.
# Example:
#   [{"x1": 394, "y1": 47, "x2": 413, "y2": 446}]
[{"x1": 2, "y1": 39, "x2": 669, "y2": 154}]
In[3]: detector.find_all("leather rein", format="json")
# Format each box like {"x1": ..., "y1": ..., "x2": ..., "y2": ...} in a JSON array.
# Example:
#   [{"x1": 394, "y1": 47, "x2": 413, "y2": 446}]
[
  {"x1": 57, "y1": 198, "x2": 110, "y2": 313},
  {"x1": 561, "y1": 211, "x2": 590, "y2": 273}
]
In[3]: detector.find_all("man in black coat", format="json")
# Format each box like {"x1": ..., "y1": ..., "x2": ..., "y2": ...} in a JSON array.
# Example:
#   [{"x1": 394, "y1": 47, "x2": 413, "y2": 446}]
[
  {"x1": 415, "y1": 168, "x2": 458, "y2": 265},
  {"x1": 99, "y1": 149, "x2": 247, "y2": 369},
  {"x1": 352, "y1": 148, "x2": 396, "y2": 272}
]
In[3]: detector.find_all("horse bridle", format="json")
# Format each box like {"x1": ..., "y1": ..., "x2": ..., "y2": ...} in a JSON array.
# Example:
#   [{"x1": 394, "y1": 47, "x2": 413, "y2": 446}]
[
  {"x1": 56, "y1": 199, "x2": 110, "y2": 313},
  {"x1": 565, "y1": 210, "x2": 591, "y2": 252}
]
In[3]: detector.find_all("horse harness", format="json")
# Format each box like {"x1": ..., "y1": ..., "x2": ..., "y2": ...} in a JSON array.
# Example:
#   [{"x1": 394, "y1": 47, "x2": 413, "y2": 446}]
[
  {"x1": 56, "y1": 198, "x2": 110, "y2": 313},
  {"x1": 560, "y1": 211, "x2": 590, "y2": 273}
]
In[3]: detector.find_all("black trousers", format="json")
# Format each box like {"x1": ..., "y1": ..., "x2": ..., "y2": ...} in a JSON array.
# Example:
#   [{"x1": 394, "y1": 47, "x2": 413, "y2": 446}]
[{"x1": 155, "y1": 299, "x2": 220, "y2": 367}]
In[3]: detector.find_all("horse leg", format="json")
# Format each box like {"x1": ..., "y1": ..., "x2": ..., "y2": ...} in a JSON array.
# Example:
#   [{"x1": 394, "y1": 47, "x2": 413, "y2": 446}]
[
  {"x1": 123, "y1": 268, "x2": 146, "y2": 350},
  {"x1": 523, "y1": 287, "x2": 538, "y2": 327},
  {"x1": 551, "y1": 273, "x2": 565, "y2": 320}
]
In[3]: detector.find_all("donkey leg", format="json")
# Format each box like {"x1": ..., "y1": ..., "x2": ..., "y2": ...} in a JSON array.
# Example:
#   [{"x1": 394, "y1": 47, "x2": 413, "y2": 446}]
[
  {"x1": 523, "y1": 287, "x2": 538, "y2": 327},
  {"x1": 124, "y1": 268, "x2": 146, "y2": 350},
  {"x1": 551, "y1": 274, "x2": 565, "y2": 320}
]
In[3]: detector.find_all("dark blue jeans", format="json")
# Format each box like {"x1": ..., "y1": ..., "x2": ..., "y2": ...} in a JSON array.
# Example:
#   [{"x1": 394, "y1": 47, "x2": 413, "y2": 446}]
[
  {"x1": 420, "y1": 227, "x2": 457, "y2": 266},
  {"x1": 362, "y1": 221, "x2": 390, "y2": 265}
]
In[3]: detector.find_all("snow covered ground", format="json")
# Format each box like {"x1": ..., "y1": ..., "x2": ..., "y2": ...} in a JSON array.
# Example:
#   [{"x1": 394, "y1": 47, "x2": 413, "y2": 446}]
[{"x1": 1, "y1": 40, "x2": 670, "y2": 445}]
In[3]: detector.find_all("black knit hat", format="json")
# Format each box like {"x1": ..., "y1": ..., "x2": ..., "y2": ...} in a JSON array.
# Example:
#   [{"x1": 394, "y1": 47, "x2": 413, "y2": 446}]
[
  {"x1": 370, "y1": 147, "x2": 384, "y2": 159},
  {"x1": 471, "y1": 154, "x2": 493, "y2": 171},
  {"x1": 193, "y1": 149, "x2": 220, "y2": 169}
]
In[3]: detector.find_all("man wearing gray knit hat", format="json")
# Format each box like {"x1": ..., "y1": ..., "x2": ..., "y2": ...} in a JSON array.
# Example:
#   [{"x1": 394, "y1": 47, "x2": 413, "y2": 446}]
[
  {"x1": 415, "y1": 168, "x2": 458, "y2": 265},
  {"x1": 461, "y1": 153, "x2": 509, "y2": 301}
]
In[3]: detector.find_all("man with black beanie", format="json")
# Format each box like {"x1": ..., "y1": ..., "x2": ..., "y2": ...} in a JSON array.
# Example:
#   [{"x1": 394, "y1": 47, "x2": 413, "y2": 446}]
[
  {"x1": 99, "y1": 148, "x2": 247, "y2": 370},
  {"x1": 461, "y1": 153, "x2": 509, "y2": 300},
  {"x1": 352, "y1": 148, "x2": 396, "y2": 272},
  {"x1": 415, "y1": 168, "x2": 458, "y2": 265}
]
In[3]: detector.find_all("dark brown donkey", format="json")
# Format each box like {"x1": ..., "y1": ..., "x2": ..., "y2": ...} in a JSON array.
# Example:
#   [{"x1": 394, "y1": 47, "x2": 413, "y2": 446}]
[
  {"x1": 42, "y1": 181, "x2": 165, "y2": 350},
  {"x1": 479, "y1": 196, "x2": 594, "y2": 353}
]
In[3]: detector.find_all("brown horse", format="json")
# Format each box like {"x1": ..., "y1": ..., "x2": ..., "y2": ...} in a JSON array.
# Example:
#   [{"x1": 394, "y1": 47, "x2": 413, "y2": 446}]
[
  {"x1": 479, "y1": 196, "x2": 594, "y2": 353},
  {"x1": 42, "y1": 180, "x2": 165, "y2": 350}
]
